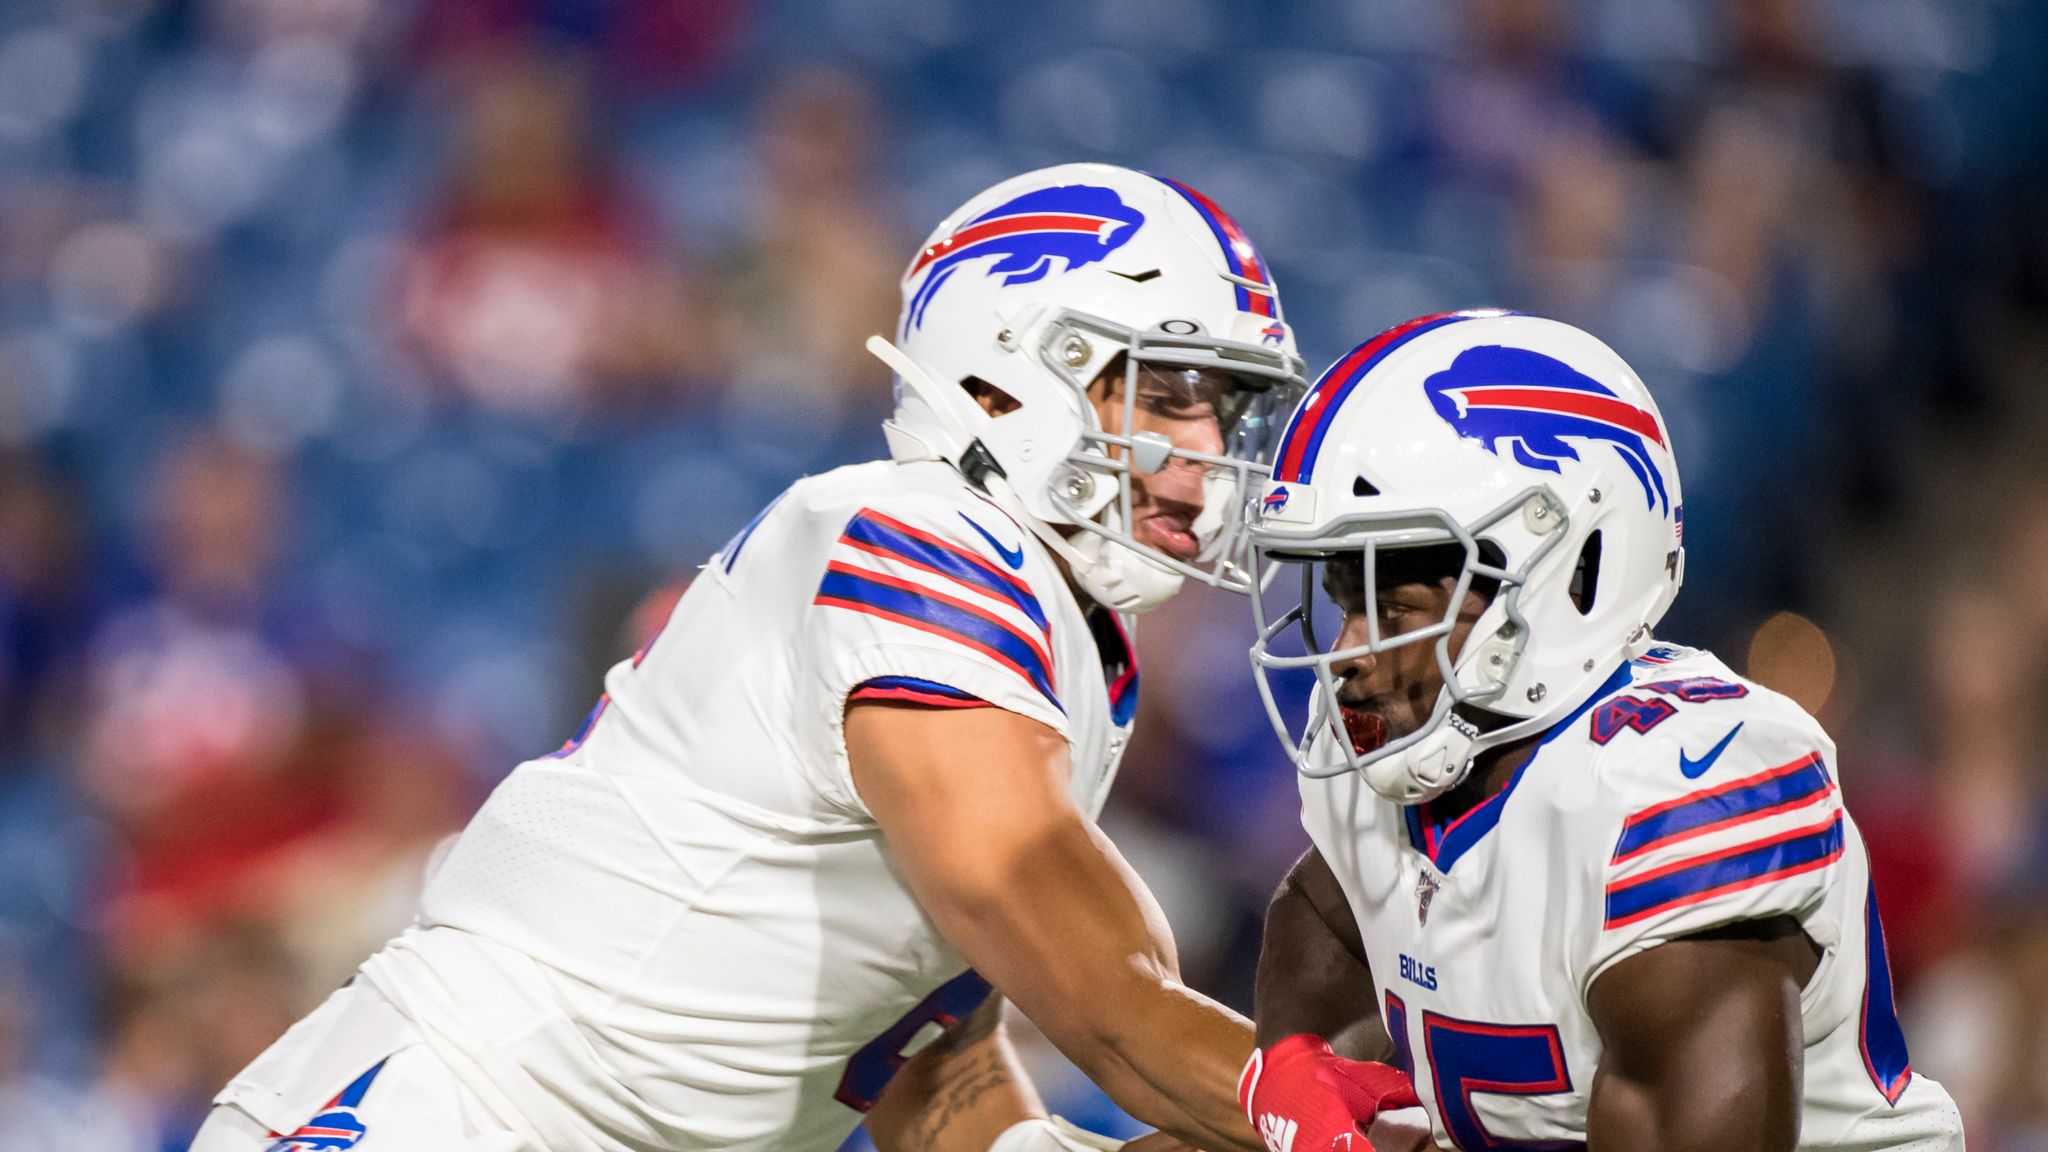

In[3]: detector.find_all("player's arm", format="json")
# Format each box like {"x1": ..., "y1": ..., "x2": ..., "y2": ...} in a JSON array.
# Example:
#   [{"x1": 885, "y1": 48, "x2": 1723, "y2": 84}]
[
  {"x1": 868, "y1": 996, "x2": 1134, "y2": 1152},
  {"x1": 866, "y1": 995, "x2": 1043, "y2": 1152},
  {"x1": 1249, "y1": 850, "x2": 1432, "y2": 1152},
  {"x1": 1252, "y1": 847, "x2": 1393, "y2": 1060},
  {"x1": 848, "y1": 702, "x2": 1260, "y2": 1152},
  {"x1": 1584, "y1": 916, "x2": 1820, "y2": 1152}
]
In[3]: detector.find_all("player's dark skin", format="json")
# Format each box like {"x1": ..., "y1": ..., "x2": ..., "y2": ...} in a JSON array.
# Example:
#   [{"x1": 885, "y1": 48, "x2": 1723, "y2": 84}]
[{"x1": 1255, "y1": 550, "x2": 1822, "y2": 1151}]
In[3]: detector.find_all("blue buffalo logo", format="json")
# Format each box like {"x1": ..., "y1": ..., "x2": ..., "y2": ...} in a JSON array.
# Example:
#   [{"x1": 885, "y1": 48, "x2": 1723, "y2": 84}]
[
  {"x1": 906, "y1": 185, "x2": 1145, "y2": 330},
  {"x1": 1261, "y1": 486, "x2": 1290, "y2": 514},
  {"x1": 1424, "y1": 345, "x2": 1671, "y2": 515},
  {"x1": 265, "y1": 1106, "x2": 366, "y2": 1152}
]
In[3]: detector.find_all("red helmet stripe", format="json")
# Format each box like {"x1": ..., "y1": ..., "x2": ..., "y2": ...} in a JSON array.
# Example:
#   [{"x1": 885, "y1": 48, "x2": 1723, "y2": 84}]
[
  {"x1": 1451, "y1": 386, "x2": 1666, "y2": 448},
  {"x1": 909, "y1": 213, "x2": 1120, "y2": 276},
  {"x1": 1156, "y1": 176, "x2": 1278, "y2": 317},
  {"x1": 1272, "y1": 312, "x2": 1471, "y2": 482}
]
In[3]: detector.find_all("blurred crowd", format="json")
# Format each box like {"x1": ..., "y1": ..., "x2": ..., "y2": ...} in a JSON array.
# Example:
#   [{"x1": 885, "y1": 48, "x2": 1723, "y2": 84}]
[{"x1": 0, "y1": 0, "x2": 2044, "y2": 1147}]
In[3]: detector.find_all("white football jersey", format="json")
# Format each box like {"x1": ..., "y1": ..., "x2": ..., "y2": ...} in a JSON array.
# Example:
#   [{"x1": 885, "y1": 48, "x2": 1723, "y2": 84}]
[
  {"x1": 357, "y1": 459, "x2": 1140, "y2": 1152},
  {"x1": 1299, "y1": 645, "x2": 1964, "y2": 1151}
]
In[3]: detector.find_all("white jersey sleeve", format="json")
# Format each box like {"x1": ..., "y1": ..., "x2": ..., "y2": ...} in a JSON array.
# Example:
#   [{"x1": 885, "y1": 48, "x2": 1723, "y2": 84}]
[
  {"x1": 1582, "y1": 679, "x2": 1846, "y2": 996},
  {"x1": 795, "y1": 497, "x2": 1071, "y2": 808}
]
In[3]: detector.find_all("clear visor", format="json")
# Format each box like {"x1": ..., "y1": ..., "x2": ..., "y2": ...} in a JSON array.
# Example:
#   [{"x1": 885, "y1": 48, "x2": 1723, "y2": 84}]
[
  {"x1": 1121, "y1": 358, "x2": 1294, "y2": 465},
  {"x1": 1042, "y1": 311, "x2": 1308, "y2": 594},
  {"x1": 1247, "y1": 489, "x2": 1566, "y2": 777}
]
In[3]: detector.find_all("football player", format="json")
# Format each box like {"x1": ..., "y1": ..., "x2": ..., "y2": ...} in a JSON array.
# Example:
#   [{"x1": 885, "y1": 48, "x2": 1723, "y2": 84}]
[
  {"x1": 194, "y1": 166, "x2": 1413, "y2": 1152},
  {"x1": 1238, "y1": 311, "x2": 1967, "y2": 1151}
]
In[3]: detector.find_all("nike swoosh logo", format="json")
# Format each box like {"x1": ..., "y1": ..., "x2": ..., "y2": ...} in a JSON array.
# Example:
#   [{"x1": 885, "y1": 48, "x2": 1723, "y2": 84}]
[
  {"x1": 959, "y1": 513, "x2": 1025, "y2": 570},
  {"x1": 1679, "y1": 722, "x2": 1744, "y2": 779}
]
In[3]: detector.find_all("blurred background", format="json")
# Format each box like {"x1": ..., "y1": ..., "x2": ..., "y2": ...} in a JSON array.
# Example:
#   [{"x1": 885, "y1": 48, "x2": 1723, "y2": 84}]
[{"x1": 0, "y1": 0, "x2": 2044, "y2": 1146}]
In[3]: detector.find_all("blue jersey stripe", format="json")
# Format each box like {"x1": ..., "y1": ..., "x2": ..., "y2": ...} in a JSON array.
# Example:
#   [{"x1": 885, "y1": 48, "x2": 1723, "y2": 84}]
[
  {"x1": 336, "y1": 1059, "x2": 388, "y2": 1107},
  {"x1": 843, "y1": 515, "x2": 1050, "y2": 633},
  {"x1": 853, "y1": 675, "x2": 984, "y2": 702},
  {"x1": 1604, "y1": 816, "x2": 1844, "y2": 928},
  {"x1": 817, "y1": 570, "x2": 1060, "y2": 709},
  {"x1": 1613, "y1": 753, "x2": 1832, "y2": 861},
  {"x1": 1859, "y1": 878, "x2": 1914, "y2": 1104},
  {"x1": 720, "y1": 493, "x2": 786, "y2": 574}
]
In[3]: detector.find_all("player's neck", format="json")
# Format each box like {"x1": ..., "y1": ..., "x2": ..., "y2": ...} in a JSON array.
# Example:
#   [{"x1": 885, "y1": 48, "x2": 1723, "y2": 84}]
[{"x1": 1428, "y1": 735, "x2": 1542, "y2": 824}]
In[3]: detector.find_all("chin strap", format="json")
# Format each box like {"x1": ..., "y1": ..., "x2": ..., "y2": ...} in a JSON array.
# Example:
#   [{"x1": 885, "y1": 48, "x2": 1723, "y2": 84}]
[
  {"x1": 1061, "y1": 518, "x2": 1184, "y2": 613},
  {"x1": 1359, "y1": 712, "x2": 1481, "y2": 805},
  {"x1": 866, "y1": 335, "x2": 1183, "y2": 614},
  {"x1": 1353, "y1": 651, "x2": 1639, "y2": 804},
  {"x1": 1355, "y1": 691, "x2": 1584, "y2": 805}
]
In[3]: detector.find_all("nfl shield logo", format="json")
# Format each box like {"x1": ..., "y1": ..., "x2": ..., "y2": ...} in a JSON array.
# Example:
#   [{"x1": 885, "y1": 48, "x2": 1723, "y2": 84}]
[{"x1": 1416, "y1": 869, "x2": 1441, "y2": 926}]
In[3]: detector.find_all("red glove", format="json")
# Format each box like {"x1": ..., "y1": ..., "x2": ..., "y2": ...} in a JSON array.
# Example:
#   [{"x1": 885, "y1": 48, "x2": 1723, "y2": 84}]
[{"x1": 1238, "y1": 1034, "x2": 1421, "y2": 1152}]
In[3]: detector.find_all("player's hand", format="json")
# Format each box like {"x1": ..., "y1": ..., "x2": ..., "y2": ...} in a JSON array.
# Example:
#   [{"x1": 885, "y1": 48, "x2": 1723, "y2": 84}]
[{"x1": 1238, "y1": 1034, "x2": 1420, "y2": 1152}]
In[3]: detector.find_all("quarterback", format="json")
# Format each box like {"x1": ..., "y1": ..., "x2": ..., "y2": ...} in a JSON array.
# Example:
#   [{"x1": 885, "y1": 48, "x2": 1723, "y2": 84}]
[
  {"x1": 194, "y1": 166, "x2": 1408, "y2": 1152},
  {"x1": 1238, "y1": 312, "x2": 1966, "y2": 1151}
]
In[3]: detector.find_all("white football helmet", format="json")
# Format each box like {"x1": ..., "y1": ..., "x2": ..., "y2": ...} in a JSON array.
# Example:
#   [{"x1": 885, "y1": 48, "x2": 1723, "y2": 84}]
[
  {"x1": 1248, "y1": 311, "x2": 1686, "y2": 802},
  {"x1": 871, "y1": 163, "x2": 1308, "y2": 613}
]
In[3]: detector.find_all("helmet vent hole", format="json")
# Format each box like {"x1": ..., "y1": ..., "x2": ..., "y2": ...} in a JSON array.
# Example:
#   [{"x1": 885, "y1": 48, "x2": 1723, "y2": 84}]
[
  {"x1": 1572, "y1": 531, "x2": 1603, "y2": 616},
  {"x1": 1109, "y1": 268, "x2": 1162, "y2": 283},
  {"x1": 1352, "y1": 475, "x2": 1380, "y2": 497},
  {"x1": 961, "y1": 376, "x2": 1021, "y2": 417}
]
